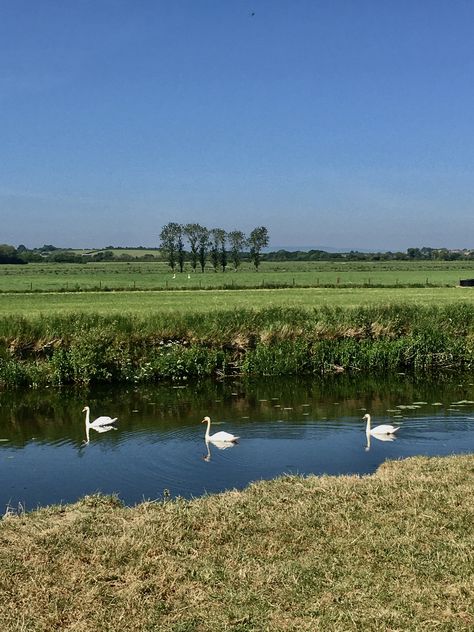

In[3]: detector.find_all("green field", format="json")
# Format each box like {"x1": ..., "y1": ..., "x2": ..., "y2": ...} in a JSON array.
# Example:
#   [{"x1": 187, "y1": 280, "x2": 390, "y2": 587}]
[
  {"x1": 1, "y1": 286, "x2": 474, "y2": 316},
  {"x1": 3, "y1": 261, "x2": 474, "y2": 387},
  {"x1": 2, "y1": 260, "x2": 474, "y2": 292}
]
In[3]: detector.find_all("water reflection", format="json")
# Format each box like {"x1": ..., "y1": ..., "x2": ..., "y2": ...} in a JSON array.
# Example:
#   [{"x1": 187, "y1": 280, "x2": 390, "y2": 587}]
[
  {"x1": 365, "y1": 432, "x2": 396, "y2": 452},
  {"x1": 363, "y1": 413, "x2": 400, "y2": 449},
  {"x1": 0, "y1": 373, "x2": 474, "y2": 510},
  {"x1": 82, "y1": 405, "x2": 118, "y2": 445},
  {"x1": 203, "y1": 439, "x2": 237, "y2": 462}
]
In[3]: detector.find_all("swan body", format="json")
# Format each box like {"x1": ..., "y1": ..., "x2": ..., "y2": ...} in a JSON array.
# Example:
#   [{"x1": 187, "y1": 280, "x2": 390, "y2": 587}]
[
  {"x1": 363, "y1": 413, "x2": 399, "y2": 436},
  {"x1": 202, "y1": 416, "x2": 239, "y2": 443},
  {"x1": 83, "y1": 406, "x2": 118, "y2": 443},
  {"x1": 83, "y1": 406, "x2": 117, "y2": 428}
]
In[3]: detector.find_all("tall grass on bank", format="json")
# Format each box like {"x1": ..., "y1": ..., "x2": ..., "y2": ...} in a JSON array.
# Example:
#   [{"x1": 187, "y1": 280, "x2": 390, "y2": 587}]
[
  {"x1": 1, "y1": 305, "x2": 474, "y2": 387},
  {"x1": 1, "y1": 455, "x2": 473, "y2": 631}
]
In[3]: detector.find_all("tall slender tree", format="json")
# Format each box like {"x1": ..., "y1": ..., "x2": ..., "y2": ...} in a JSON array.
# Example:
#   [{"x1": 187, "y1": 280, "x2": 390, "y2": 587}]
[
  {"x1": 198, "y1": 226, "x2": 210, "y2": 273},
  {"x1": 248, "y1": 226, "x2": 269, "y2": 271},
  {"x1": 209, "y1": 229, "x2": 222, "y2": 272},
  {"x1": 210, "y1": 228, "x2": 227, "y2": 272},
  {"x1": 184, "y1": 223, "x2": 203, "y2": 272},
  {"x1": 219, "y1": 231, "x2": 228, "y2": 272},
  {"x1": 176, "y1": 226, "x2": 185, "y2": 273},
  {"x1": 159, "y1": 222, "x2": 182, "y2": 272},
  {"x1": 227, "y1": 230, "x2": 246, "y2": 270}
]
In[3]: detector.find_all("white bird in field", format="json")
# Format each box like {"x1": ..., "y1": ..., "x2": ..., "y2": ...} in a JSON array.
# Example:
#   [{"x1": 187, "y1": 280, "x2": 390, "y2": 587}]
[
  {"x1": 82, "y1": 406, "x2": 118, "y2": 444},
  {"x1": 202, "y1": 416, "x2": 239, "y2": 444},
  {"x1": 363, "y1": 413, "x2": 399, "y2": 437},
  {"x1": 172, "y1": 273, "x2": 176, "y2": 279}
]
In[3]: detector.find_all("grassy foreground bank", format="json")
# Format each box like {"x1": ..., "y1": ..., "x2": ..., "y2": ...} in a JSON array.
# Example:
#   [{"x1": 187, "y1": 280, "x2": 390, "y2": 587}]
[
  {"x1": 2, "y1": 304, "x2": 474, "y2": 387},
  {"x1": 1, "y1": 454, "x2": 473, "y2": 631}
]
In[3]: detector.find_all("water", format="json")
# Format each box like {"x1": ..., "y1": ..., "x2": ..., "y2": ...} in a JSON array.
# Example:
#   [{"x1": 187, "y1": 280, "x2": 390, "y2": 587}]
[{"x1": 1, "y1": 374, "x2": 474, "y2": 511}]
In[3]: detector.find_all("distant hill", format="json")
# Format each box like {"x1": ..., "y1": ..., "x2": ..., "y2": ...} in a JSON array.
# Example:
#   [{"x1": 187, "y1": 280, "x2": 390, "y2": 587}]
[{"x1": 266, "y1": 245, "x2": 374, "y2": 253}]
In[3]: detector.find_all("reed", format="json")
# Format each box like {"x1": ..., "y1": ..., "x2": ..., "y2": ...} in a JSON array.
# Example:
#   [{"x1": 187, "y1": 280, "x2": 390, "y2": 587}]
[{"x1": 1, "y1": 305, "x2": 474, "y2": 387}]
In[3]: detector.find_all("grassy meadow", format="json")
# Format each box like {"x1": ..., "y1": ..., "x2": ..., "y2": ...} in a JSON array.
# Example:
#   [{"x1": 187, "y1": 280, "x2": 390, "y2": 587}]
[
  {"x1": 1, "y1": 287, "x2": 474, "y2": 317},
  {"x1": 2, "y1": 260, "x2": 474, "y2": 292},
  {"x1": 1, "y1": 454, "x2": 473, "y2": 631},
  {"x1": 2, "y1": 260, "x2": 474, "y2": 386}
]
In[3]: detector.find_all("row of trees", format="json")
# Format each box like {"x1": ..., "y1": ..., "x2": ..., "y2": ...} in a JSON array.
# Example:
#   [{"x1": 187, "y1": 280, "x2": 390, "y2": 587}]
[
  {"x1": 159, "y1": 224, "x2": 269, "y2": 272},
  {"x1": 269, "y1": 247, "x2": 474, "y2": 262},
  {"x1": 3, "y1": 241, "x2": 474, "y2": 265}
]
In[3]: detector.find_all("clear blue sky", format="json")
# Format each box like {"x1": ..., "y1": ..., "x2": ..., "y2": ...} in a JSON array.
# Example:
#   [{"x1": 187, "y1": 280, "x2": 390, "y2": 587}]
[{"x1": 2, "y1": 0, "x2": 474, "y2": 250}]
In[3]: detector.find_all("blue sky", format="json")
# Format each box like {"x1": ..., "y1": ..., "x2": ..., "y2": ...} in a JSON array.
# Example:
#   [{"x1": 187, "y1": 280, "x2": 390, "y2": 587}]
[{"x1": 1, "y1": 0, "x2": 474, "y2": 250}]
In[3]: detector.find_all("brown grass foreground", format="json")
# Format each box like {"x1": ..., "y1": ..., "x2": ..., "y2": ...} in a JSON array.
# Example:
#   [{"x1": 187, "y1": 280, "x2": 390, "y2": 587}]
[{"x1": 1, "y1": 455, "x2": 473, "y2": 632}]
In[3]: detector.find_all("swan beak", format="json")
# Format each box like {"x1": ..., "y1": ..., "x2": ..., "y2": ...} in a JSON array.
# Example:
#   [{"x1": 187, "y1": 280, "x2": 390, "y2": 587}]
[
  {"x1": 82, "y1": 407, "x2": 87, "y2": 412},
  {"x1": 201, "y1": 418, "x2": 205, "y2": 423}
]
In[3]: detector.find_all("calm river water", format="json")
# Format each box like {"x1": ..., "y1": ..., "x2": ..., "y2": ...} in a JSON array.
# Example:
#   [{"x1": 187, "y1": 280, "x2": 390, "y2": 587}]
[{"x1": 1, "y1": 374, "x2": 474, "y2": 511}]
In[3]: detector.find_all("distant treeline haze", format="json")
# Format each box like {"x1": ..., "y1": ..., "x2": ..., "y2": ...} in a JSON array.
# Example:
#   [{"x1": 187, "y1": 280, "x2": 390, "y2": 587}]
[{"x1": 1, "y1": 238, "x2": 473, "y2": 267}]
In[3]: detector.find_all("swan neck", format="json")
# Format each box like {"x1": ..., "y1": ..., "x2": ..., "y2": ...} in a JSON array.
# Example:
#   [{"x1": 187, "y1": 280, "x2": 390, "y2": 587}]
[
  {"x1": 85, "y1": 408, "x2": 90, "y2": 428},
  {"x1": 365, "y1": 415, "x2": 371, "y2": 434},
  {"x1": 205, "y1": 418, "x2": 211, "y2": 440}
]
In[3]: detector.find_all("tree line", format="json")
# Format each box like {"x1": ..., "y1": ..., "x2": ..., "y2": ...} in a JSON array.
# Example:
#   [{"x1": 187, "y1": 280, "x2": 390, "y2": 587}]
[
  {"x1": 1, "y1": 241, "x2": 474, "y2": 265},
  {"x1": 159, "y1": 224, "x2": 269, "y2": 272}
]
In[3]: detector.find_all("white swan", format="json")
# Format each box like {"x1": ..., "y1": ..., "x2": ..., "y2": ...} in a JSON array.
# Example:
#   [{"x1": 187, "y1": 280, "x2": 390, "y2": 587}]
[
  {"x1": 202, "y1": 416, "x2": 239, "y2": 444},
  {"x1": 83, "y1": 406, "x2": 118, "y2": 443},
  {"x1": 363, "y1": 413, "x2": 399, "y2": 436}
]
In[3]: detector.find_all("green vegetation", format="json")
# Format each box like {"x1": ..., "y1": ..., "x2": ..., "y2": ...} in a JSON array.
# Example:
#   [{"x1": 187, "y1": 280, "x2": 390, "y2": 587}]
[
  {"x1": 1, "y1": 454, "x2": 472, "y2": 631},
  {"x1": 1, "y1": 304, "x2": 474, "y2": 387},
  {"x1": 0, "y1": 244, "x2": 25, "y2": 265},
  {"x1": 1, "y1": 287, "x2": 474, "y2": 318},
  {"x1": 158, "y1": 222, "x2": 270, "y2": 273},
  {"x1": 248, "y1": 225, "x2": 269, "y2": 270},
  {"x1": 2, "y1": 260, "x2": 474, "y2": 293},
  {"x1": 4, "y1": 239, "x2": 474, "y2": 266},
  {"x1": 1, "y1": 261, "x2": 474, "y2": 388}
]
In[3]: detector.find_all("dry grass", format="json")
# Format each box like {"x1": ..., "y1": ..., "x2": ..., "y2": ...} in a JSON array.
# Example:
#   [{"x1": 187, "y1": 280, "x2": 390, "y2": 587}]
[{"x1": 1, "y1": 455, "x2": 473, "y2": 631}]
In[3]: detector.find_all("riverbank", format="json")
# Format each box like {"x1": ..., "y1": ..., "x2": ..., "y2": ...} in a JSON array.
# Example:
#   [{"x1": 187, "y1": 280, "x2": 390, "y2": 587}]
[
  {"x1": 0, "y1": 454, "x2": 472, "y2": 631},
  {"x1": 1, "y1": 304, "x2": 474, "y2": 387}
]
